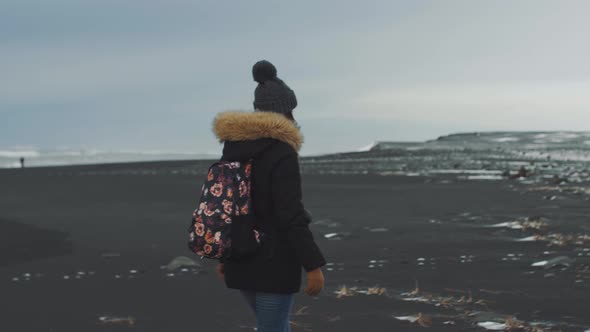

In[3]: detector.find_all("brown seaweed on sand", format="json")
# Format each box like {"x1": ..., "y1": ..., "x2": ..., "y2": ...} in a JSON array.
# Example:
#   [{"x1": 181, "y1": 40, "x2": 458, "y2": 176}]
[
  {"x1": 366, "y1": 286, "x2": 387, "y2": 295},
  {"x1": 334, "y1": 285, "x2": 356, "y2": 298},
  {"x1": 394, "y1": 313, "x2": 433, "y2": 327},
  {"x1": 334, "y1": 285, "x2": 388, "y2": 298},
  {"x1": 294, "y1": 306, "x2": 310, "y2": 316}
]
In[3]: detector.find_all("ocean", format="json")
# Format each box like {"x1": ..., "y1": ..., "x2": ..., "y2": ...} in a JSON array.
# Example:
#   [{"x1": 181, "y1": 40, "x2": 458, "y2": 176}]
[{"x1": 0, "y1": 148, "x2": 218, "y2": 168}]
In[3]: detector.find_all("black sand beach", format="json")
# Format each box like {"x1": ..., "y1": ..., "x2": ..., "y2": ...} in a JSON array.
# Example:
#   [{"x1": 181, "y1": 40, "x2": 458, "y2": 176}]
[{"x1": 1, "y1": 161, "x2": 589, "y2": 331}]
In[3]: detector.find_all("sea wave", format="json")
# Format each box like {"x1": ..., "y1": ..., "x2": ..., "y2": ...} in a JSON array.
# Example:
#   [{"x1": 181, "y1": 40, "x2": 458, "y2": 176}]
[
  {"x1": 0, "y1": 148, "x2": 218, "y2": 168},
  {"x1": 0, "y1": 149, "x2": 41, "y2": 158}
]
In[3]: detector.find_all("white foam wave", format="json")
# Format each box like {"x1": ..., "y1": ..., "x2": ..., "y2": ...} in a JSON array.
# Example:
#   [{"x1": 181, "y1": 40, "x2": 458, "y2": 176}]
[
  {"x1": 466, "y1": 175, "x2": 503, "y2": 180},
  {"x1": 1, "y1": 162, "x2": 22, "y2": 168},
  {"x1": 526, "y1": 150, "x2": 590, "y2": 162},
  {"x1": 357, "y1": 142, "x2": 377, "y2": 152},
  {"x1": 554, "y1": 132, "x2": 580, "y2": 139},
  {"x1": 0, "y1": 149, "x2": 40, "y2": 158},
  {"x1": 492, "y1": 137, "x2": 519, "y2": 143},
  {"x1": 429, "y1": 169, "x2": 503, "y2": 175},
  {"x1": 0, "y1": 148, "x2": 218, "y2": 168}
]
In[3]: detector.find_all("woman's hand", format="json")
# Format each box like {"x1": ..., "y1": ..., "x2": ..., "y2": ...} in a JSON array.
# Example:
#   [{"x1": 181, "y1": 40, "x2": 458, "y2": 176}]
[
  {"x1": 305, "y1": 267, "x2": 325, "y2": 296},
  {"x1": 215, "y1": 263, "x2": 225, "y2": 281}
]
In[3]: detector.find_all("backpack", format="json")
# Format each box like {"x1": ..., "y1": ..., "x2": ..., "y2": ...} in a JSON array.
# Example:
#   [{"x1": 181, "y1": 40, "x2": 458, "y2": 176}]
[{"x1": 187, "y1": 159, "x2": 266, "y2": 261}]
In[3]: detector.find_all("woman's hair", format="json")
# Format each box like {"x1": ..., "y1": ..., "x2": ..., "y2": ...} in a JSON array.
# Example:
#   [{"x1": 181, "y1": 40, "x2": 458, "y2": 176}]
[
  {"x1": 285, "y1": 111, "x2": 301, "y2": 131},
  {"x1": 284, "y1": 111, "x2": 295, "y2": 122}
]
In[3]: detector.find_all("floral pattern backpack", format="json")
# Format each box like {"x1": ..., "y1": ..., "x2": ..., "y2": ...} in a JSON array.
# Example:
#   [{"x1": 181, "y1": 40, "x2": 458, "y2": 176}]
[{"x1": 187, "y1": 159, "x2": 265, "y2": 260}]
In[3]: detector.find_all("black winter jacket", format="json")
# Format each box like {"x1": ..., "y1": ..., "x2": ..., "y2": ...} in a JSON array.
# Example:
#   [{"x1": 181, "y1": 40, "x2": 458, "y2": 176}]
[{"x1": 213, "y1": 111, "x2": 326, "y2": 294}]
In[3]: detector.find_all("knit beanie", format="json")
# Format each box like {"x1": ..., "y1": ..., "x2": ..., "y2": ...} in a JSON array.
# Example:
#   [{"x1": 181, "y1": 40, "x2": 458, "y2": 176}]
[{"x1": 252, "y1": 60, "x2": 297, "y2": 115}]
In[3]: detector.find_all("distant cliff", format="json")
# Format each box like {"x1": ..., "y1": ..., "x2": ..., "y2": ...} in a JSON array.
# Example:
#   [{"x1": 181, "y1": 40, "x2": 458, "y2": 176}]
[
  {"x1": 370, "y1": 131, "x2": 590, "y2": 152},
  {"x1": 299, "y1": 131, "x2": 590, "y2": 180}
]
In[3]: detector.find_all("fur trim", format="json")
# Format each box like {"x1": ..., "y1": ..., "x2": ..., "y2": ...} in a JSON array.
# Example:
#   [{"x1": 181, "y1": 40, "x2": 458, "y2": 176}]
[{"x1": 213, "y1": 111, "x2": 303, "y2": 151}]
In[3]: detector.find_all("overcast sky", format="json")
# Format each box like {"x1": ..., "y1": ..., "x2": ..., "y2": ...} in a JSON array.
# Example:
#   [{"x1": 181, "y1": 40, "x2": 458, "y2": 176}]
[{"x1": 2, "y1": 0, "x2": 589, "y2": 155}]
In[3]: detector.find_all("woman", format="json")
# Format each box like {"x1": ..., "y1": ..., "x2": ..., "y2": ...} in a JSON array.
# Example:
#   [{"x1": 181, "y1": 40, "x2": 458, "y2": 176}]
[{"x1": 212, "y1": 60, "x2": 326, "y2": 332}]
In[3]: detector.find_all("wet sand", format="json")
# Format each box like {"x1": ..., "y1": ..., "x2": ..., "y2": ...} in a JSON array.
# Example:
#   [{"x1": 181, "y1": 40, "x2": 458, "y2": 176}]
[{"x1": 1, "y1": 162, "x2": 589, "y2": 331}]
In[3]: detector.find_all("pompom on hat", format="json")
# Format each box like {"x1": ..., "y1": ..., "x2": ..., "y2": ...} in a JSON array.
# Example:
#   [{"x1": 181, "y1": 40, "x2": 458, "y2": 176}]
[{"x1": 252, "y1": 60, "x2": 297, "y2": 115}]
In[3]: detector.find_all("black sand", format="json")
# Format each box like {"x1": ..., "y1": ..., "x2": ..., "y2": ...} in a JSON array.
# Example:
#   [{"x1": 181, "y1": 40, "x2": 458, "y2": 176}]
[{"x1": 1, "y1": 162, "x2": 589, "y2": 331}]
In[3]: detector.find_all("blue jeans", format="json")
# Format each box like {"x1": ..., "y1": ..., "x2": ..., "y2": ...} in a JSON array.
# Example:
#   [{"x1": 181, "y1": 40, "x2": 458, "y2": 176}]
[{"x1": 240, "y1": 290, "x2": 295, "y2": 332}]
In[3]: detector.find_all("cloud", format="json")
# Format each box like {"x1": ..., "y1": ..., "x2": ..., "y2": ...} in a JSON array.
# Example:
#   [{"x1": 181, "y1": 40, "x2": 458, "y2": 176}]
[
  {"x1": 0, "y1": 43, "x2": 205, "y2": 106},
  {"x1": 355, "y1": 81, "x2": 590, "y2": 107},
  {"x1": 2, "y1": 0, "x2": 590, "y2": 154},
  {"x1": 343, "y1": 81, "x2": 590, "y2": 127}
]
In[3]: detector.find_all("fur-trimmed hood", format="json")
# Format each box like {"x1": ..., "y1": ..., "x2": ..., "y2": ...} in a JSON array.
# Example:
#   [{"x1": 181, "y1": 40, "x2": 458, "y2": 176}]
[{"x1": 213, "y1": 111, "x2": 303, "y2": 152}]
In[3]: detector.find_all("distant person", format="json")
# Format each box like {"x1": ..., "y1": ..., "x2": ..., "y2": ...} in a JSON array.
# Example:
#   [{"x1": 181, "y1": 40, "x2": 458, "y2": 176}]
[
  {"x1": 20, "y1": 157, "x2": 25, "y2": 168},
  {"x1": 212, "y1": 60, "x2": 326, "y2": 331},
  {"x1": 509, "y1": 166, "x2": 529, "y2": 179}
]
